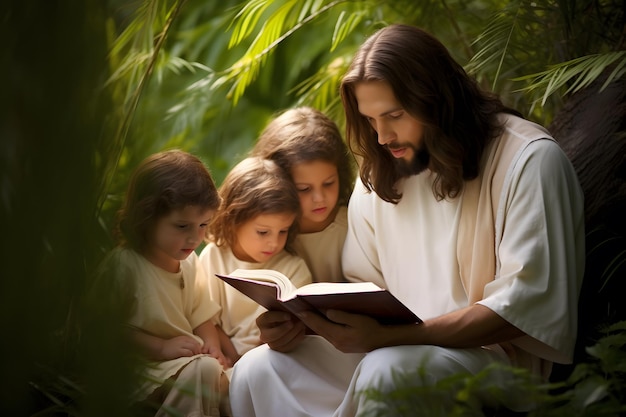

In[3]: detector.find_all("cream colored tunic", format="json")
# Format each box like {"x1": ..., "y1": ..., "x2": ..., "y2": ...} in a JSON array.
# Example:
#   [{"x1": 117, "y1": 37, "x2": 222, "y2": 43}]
[
  {"x1": 105, "y1": 248, "x2": 222, "y2": 400},
  {"x1": 199, "y1": 243, "x2": 312, "y2": 356},
  {"x1": 293, "y1": 206, "x2": 348, "y2": 283}
]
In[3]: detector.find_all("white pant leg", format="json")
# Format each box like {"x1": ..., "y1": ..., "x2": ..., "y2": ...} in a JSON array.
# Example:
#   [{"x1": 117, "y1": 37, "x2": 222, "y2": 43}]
[
  {"x1": 333, "y1": 345, "x2": 517, "y2": 417},
  {"x1": 230, "y1": 335, "x2": 365, "y2": 417}
]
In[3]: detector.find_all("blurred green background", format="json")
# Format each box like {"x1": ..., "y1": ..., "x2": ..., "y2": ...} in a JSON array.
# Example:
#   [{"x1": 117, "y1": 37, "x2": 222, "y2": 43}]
[{"x1": 1, "y1": 0, "x2": 624, "y2": 415}]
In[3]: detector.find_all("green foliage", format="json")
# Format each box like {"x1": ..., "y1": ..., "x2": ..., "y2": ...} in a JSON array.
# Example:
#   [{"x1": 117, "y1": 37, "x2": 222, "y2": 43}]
[
  {"x1": 513, "y1": 52, "x2": 626, "y2": 107},
  {"x1": 215, "y1": 0, "x2": 351, "y2": 104},
  {"x1": 102, "y1": 0, "x2": 626, "y2": 210},
  {"x1": 359, "y1": 363, "x2": 543, "y2": 417},
  {"x1": 1, "y1": 0, "x2": 138, "y2": 415},
  {"x1": 358, "y1": 322, "x2": 626, "y2": 417},
  {"x1": 533, "y1": 321, "x2": 626, "y2": 417}
]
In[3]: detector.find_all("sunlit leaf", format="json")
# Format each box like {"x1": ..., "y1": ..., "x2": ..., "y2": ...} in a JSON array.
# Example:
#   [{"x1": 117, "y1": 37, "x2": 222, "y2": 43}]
[
  {"x1": 331, "y1": 9, "x2": 365, "y2": 52},
  {"x1": 215, "y1": 0, "x2": 347, "y2": 104},
  {"x1": 229, "y1": 0, "x2": 273, "y2": 47}
]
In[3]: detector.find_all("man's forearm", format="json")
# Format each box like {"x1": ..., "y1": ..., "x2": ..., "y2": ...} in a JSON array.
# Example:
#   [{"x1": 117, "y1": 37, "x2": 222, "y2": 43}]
[{"x1": 382, "y1": 304, "x2": 524, "y2": 348}]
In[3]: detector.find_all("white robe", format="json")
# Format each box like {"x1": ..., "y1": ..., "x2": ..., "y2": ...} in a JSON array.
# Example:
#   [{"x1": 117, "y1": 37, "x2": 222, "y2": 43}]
[{"x1": 229, "y1": 115, "x2": 585, "y2": 416}]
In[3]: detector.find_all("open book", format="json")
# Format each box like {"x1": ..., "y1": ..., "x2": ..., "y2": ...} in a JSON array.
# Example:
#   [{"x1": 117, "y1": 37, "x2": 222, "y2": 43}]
[{"x1": 216, "y1": 269, "x2": 421, "y2": 325}]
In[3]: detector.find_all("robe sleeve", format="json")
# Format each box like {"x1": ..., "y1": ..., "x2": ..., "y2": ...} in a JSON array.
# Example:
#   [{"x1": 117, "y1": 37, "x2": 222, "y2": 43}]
[{"x1": 478, "y1": 140, "x2": 585, "y2": 363}]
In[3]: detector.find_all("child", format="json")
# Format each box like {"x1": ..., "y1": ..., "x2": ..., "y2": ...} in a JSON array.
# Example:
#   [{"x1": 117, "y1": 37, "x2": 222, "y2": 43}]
[
  {"x1": 199, "y1": 156, "x2": 312, "y2": 362},
  {"x1": 251, "y1": 106, "x2": 356, "y2": 283},
  {"x1": 100, "y1": 149, "x2": 231, "y2": 416}
]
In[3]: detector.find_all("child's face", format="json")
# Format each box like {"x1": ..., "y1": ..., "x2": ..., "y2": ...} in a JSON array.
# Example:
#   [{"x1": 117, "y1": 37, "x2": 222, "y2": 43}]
[
  {"x1": 144, "y1": 205, "x2": 213, "y2": 273},
  {"x1": 232, "y1": 212, "x2": 296, "y2": 263},
  {"x1": 291, "y1": 160, "x2": 340, "y2": 231}
]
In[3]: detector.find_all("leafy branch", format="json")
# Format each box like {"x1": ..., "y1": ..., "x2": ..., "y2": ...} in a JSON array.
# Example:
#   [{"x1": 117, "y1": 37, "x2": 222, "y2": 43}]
[
  {"x1": 513, "y1": 52, "x2": 626, "y2": 106},
  {"x1": 213, "y1": 0, "x2": 349, "y2": 104},
  {"x1": 98, "y1": 0, "x2": 188, "y2": 216}
]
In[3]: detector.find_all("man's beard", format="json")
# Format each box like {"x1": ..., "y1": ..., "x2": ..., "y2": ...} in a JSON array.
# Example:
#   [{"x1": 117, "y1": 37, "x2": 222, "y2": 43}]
[{"x1": 391, "y1": 144, "x2": 430, "y2": 177}]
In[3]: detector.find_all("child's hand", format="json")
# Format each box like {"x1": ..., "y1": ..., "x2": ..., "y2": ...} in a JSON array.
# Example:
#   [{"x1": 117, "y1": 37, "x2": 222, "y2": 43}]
[
  {"x1": 201, "y1": 343, "x2": 232, "y2": 369},
  {"x1": 161, "y1": 335, "x2": 202, "y2": 360}
]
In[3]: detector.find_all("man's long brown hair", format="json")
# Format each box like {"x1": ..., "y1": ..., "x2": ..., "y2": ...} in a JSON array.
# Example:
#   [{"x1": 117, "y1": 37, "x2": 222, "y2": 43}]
[{"x1": 340, "y1": 24, "x2": 520, "y2": 203}]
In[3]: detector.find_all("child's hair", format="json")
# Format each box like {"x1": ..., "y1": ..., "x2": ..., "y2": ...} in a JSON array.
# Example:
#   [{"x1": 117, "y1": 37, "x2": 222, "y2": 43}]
[
  {"x1": 251, "y1": 106, "x2": 355, "y2": 207},
  {"x1": 209, "y1": 156, "x2": 301, "y2": 254},
  {"x1": 116, "y1": 149, "x2": 219, "y2": 252}
]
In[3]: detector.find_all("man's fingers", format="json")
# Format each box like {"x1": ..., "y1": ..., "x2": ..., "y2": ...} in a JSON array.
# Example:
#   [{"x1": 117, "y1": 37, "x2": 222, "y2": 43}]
[
  {"x1": 267, "y1": 324, "x2": 306, "y2": 352},
  {"x1": 257, "y1": 311, "x2": 292, "y2": 328},
  {"x1": 296, "y1": 311, "x2": 341, "y2": 336}
]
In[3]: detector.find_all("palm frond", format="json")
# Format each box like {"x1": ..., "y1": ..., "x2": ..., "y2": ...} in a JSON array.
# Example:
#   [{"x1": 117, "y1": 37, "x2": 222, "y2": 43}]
[
  {"x1": 165, "y1": 67, "x2": 217, "y2": 131},
  {"x1": 466, "y1": 9, "x2": 519, "y2": 84},
  {"x1": 108, "y1": 0, "x2": 170, "y2": 82},
  {"x1": 213, "y1": 0, "x2": 348, "y2": 104},
  {"x1": 290, "y1": 54, "x2": 351, "y2": 123},
  {"x1": 331, "y1": 9, "x2": 367, "y2": 52},
  {"x1": 465, "y1": 1, "x2": 544, "y2": 91},
  {"x1": 28, "y1": 365, "x2": 86, "y2": 416},
  {"x1": 98, "y1": 0, "x2": 188, "y2": 216},
  {"x1": 514, "y1": 52, "x2": 626, "y2": 106},
  {"x1": 228, "y1": 0, "x2": 275, "y2": 47}
]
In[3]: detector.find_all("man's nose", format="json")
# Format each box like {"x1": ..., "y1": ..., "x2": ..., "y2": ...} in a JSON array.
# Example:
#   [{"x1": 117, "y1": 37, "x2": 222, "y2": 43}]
[{"x1": 376, "y1": 123, "x2": 393, "y2": 145}]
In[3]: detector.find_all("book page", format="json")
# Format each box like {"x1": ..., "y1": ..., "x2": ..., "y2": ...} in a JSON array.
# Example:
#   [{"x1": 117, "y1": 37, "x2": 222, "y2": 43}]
[
  {"x1": 228, "y1": 268, "x2": 295, "y2": 295},
  {"x1": 293, "y1": 281, "x2": 382, "y2": 297}
]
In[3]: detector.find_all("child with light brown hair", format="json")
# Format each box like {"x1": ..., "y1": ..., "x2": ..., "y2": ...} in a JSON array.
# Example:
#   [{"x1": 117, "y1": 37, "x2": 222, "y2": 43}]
[
  {"x1": 99, "y1": 149, "x2": 231, "y2": 416},
  {"x1": 199, "y1": 156, "x2": 312, "y2": 364},
  {"x1": 251, "y1": 106, "x2": 356, "y2": 283}
]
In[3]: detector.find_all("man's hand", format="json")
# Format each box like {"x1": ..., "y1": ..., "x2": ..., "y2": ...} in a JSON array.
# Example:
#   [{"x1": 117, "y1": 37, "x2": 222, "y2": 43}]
[
  {"x1": 296, "y1": 310, "x2": 389, "y2": 353},
  {"x1": 259, "y1": 304, "x2": 525, "y2": 355},
  {"x1": 257, "y1": 310, "x2": 307, "y2": 352},
  {"x1": 299, "y1": 304, "x2": 526, "y2": 352}
]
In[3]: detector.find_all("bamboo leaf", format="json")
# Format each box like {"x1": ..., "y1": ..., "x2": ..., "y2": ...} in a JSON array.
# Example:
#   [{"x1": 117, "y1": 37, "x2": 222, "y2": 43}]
[
  {"x1": 466, "y1": 2, "x2": 524, "y2": 87},
  {"x1": 331, "y1": 9, "x2": 365, "y2": 52},
  {"x1": 229, "y1": 0, "x2": 273, "y2": 47},
  {"x1": 492, "y1": 3, "x2": 522, "y2": 91},
  {"x1": 215, "y1": 0, "x2": 346, "y2": 104},
  {"x1": 514, "y1": 52, "x2": 626, "y2": 105},
  {"x1": 601, "y1": 58, "x2": 626, "y2": 90},
  {"x1": 291, "y1": 55, "x2": 348, "y2": 119}
]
